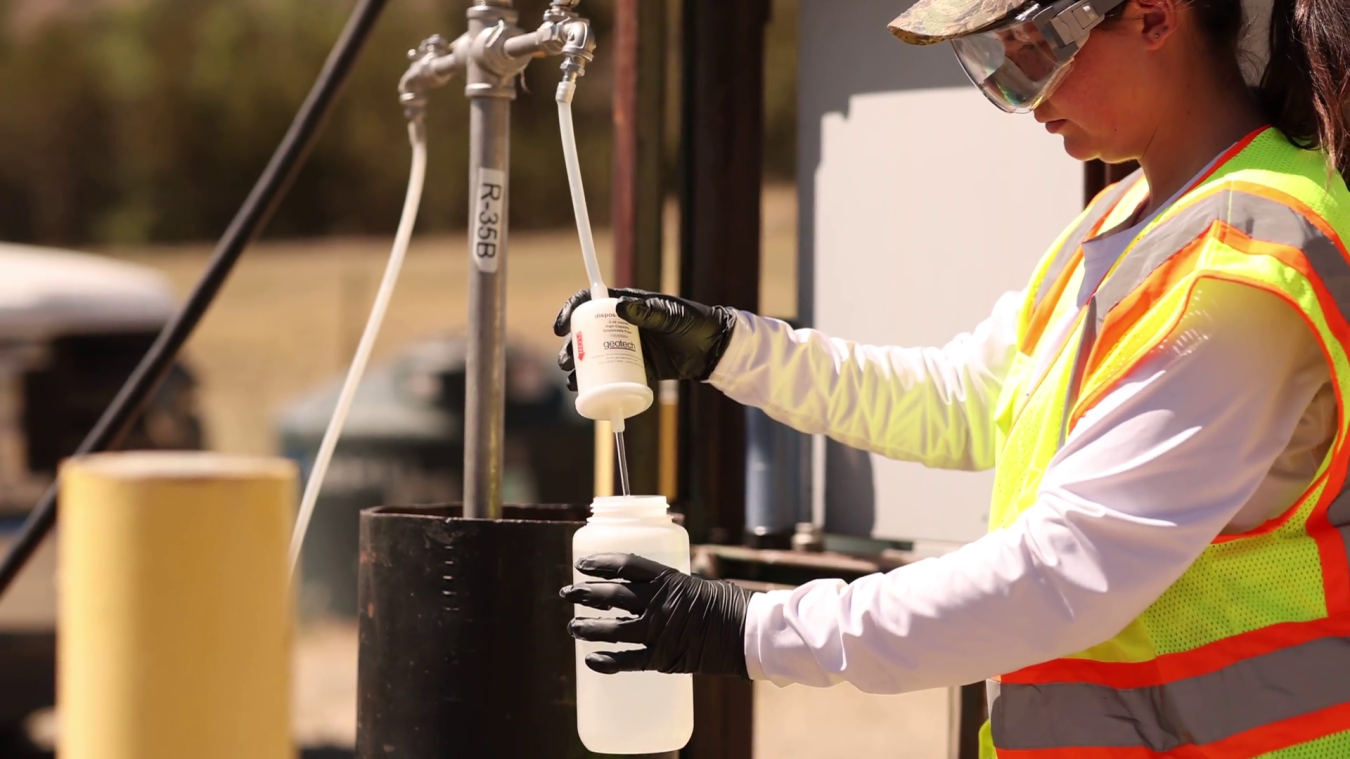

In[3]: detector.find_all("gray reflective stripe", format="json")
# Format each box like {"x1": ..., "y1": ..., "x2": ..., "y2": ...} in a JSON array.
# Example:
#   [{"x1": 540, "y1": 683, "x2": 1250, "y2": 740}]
[
  {"x1": 1033, "y1": 174, "x2": 1142, "y2": 311},
  {"x1": 1329, "y1": 488, "x2": 1350, "y2": 529},
  {"x1": 1095, "y1": 189, "x2": 1350, "y2": 334},
  {"x1": 1326, "y1": 490, "x2": 1350, "y2": 584},
  {"x1": 990, "y1": 634, "x2": 1350, "y2": 751}
]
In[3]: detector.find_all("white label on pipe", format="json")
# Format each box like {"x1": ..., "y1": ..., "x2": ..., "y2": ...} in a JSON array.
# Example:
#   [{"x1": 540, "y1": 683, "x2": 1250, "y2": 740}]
[{"x1": 472, "y1": 167, "x2": 506, "y2": 273}]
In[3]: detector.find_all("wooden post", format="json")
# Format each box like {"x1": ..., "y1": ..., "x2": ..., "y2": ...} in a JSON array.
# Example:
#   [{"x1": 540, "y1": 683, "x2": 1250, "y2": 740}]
[{"x1": 59, "y1": 452, "x2": 295, "y2": 759}]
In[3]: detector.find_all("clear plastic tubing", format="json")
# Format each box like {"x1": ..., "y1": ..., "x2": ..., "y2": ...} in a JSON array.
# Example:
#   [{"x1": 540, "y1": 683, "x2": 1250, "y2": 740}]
[
  {"x1": 572, "y1": 495, "x2": 694, "y2": 754},
  {"x1": 286, "y1": 119, "x2": 428, "y2": 577},
  {"x1": 613, "y1": 430, "x2": 631, "y2": 496},
  {"x1": 558, "y1": 89, "x2": 650, "y2": 489},
  {"x1": 557, "y1": 93, "x2": 608, "y2": 304}
]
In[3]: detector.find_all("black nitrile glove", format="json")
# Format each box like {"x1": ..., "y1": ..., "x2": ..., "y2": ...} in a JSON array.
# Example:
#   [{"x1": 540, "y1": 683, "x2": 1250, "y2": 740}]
[
  {"x1": 553, "y1": 288, "x2": 738, "y2": 390},
  {"x1": 561, "y1": 553, "x2": 753, "y2": 679}
]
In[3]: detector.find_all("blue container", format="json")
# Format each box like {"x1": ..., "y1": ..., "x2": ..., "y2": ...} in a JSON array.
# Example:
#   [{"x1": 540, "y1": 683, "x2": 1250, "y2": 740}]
[{"x1": 744, "y1": 401, "x2": 811, "y2": 548}]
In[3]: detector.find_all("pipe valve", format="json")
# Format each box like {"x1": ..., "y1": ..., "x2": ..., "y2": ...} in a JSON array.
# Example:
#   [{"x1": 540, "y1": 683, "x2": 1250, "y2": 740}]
[
  {"x1": 560, "y1": 18, "x2": 596, "y2": 81},
  {"x1": 399, "y1": 33, "x2": 469, "y2": 120},
  {"x1": 394, "y1": 0, "x2": 601, "y2": 520}
]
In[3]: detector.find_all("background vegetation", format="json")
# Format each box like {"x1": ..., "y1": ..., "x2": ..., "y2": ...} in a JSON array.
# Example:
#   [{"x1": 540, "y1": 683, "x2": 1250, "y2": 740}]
[{"x1": 0, "y1": 0, "x2": 798, "y2": 247}]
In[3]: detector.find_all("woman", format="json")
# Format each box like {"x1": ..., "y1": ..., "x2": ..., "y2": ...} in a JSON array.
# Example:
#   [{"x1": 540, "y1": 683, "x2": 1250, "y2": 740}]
[{"x1": 556, "y1": 0, "x2": 1350, "y2": 753}]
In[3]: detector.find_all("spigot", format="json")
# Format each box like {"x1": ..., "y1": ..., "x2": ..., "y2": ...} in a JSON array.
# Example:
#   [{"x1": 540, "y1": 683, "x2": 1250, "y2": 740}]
[
  {"x1": 553, "y1": 17, "x2": 595, "y2": 103},
  {"x1": 560, "y1": 18, "x2": 596, "y2": 78},
  {"x1": 404, "y1": 1, "x2": 596, "y2": 106},
  {"x1": 399, "y1": 33, "x2": 468, "y2": 120}
]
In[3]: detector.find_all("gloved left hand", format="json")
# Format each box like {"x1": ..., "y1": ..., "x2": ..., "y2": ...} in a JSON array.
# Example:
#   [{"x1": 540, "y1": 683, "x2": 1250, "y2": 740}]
[{"x1": 561, "y1": 553, "x2": 754, "y2": 679}]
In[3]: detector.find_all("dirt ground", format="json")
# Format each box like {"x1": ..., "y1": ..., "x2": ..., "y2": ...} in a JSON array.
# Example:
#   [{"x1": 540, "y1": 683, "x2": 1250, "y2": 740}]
[
  {"x1": 87, "y1": 183, "x2": 953, "y2": 757},
  {"x1": 102, "y1": 185, "x2": 801, "y2": 459},
  {"x1": 289, "y1": 619, "x2": 950, "y2": 758}
]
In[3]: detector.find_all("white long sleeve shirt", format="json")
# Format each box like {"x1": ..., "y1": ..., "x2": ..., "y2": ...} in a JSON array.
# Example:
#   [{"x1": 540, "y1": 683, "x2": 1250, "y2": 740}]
[{"x1": 710, "y1": 270, "x2": 1335, "y2": 693}]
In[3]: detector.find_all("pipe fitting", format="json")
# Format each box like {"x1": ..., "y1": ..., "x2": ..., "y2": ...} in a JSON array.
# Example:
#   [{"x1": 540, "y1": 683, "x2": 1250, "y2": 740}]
[
  {"x1": 559, "y1": 17, "x2": 596, "y2": 78},
  {"x1": 543, "y1": 0, "x2": 582, "y2": 26},
  {"x1": 466, "y1": 18, "x2": 533, "y2": 98},
  {"x1": 399, "y1": 33, "x2": 469, "y2": 120},
  {"x1": 553, "y1": 17, "x2": 595, "y2": 103},
  {"x1": 503, "y1": 18, "x2": 568, "y2": 59}
]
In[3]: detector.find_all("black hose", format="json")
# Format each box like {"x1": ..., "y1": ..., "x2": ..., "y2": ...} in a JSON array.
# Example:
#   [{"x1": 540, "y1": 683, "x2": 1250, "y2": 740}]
[{"x1": 0, "y1": 0, "x2": 389, "y2": 598}]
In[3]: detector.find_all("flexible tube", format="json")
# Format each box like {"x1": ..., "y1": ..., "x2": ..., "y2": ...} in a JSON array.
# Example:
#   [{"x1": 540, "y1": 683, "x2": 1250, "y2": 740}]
[
  {"x1": 557, "y1": 98, "x2": 608, "y2": 302},
  {"x1": 0, "y1": 0, "x2": 389, "y2": 599},
  {"x1": 288, "y1": 119, "x2": 427, "y2": 577}
]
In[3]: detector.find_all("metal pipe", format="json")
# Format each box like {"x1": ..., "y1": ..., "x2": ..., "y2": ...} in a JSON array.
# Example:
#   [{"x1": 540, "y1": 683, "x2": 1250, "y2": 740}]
[
  {"x1": 401, "y1": 2, "x2": 595, "y2": 521},
  {"x1": 463, "y1": 96, "x2": 510, "y2": 520},
  {"x1": 611, "y1": 0, "x2": 667, "y2": 498},
  {"x1": 356, "y1": 504, "x2": 605, "y2": 757},
  {"x1": 398, "y1": 33, "x2": 468, "y2": 120},
  {"x1": 461, "y1": 1, "x2": 520, "y2": 520},
  {"x1": 679, "y1": 1, "x2": 769, "y2": 755}
]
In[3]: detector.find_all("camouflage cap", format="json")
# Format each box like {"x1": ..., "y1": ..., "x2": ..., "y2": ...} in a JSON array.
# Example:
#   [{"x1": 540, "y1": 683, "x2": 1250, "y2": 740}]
[{"x1": 888, "y1": 0, "x2": 1030, "y2": 45}]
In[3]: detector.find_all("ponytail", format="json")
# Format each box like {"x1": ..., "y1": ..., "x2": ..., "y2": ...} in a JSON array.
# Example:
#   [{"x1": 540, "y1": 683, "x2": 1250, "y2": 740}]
[{"x1": 1255, "y1": 0, "x2": 1350, "y2": 180}]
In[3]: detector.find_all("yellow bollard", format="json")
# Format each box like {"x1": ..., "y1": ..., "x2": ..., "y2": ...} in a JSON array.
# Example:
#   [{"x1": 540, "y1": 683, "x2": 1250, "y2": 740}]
[
  {"x1": 658, "y1": 379, "x2": 679, "y2": 501},
  {"x1": 593, "y1": 419, "x2": 615, "y2": 498},
  {"x1": 59, "y1": 452, "x2": 295, "y2": 759}
]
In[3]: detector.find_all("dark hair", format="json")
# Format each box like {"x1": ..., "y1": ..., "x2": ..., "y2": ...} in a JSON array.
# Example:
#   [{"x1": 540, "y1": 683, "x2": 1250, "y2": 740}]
[
  {"x1": 1184, "y1": 0, "x2": 1350, "y2": 180},
  {"x1": 1255, "y1": 0, "x2": 1350, "y2": 179}
]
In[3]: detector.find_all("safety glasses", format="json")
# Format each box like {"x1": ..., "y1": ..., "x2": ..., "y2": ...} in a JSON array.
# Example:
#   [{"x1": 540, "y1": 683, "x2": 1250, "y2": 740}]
[{"x1": 951, "y1": 0, "x2": 1128, "y2": 113}]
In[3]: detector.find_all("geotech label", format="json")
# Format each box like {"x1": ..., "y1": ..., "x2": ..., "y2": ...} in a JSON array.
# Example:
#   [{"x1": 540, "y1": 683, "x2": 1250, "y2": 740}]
[
  {"x1": 570, "y1": 299, "x2": 652, "y2": 421},
  {"x1": 573, "y1": 302, "x2": 646, "y2": 380}
]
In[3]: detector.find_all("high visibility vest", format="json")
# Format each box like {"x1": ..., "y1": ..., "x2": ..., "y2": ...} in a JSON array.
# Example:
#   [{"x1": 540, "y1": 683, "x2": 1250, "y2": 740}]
[{"x1": 981, "y1": 127, "x2": 1350, "y2": 758}]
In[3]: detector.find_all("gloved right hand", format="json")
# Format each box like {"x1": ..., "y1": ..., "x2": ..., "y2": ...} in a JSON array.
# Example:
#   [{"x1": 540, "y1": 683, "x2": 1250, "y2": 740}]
[{"x1": 553, "y1": 288, "x2": 738, "y2": 390}]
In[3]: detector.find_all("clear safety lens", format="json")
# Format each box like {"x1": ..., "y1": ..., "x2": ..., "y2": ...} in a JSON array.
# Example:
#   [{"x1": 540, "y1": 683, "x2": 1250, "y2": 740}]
[{"x1": 951, "y1": 21, "x2": 1076, "y2": 113}]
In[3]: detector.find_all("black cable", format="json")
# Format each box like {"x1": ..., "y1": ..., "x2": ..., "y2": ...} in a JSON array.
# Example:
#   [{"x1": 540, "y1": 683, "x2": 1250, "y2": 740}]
[{"x1": 0, "y1": 0, "x2": 389, "y2": 598}]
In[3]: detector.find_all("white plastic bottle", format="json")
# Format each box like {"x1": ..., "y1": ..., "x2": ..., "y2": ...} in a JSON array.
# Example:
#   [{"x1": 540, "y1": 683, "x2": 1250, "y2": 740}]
[
  {"x1": 572, "y1": 495, "x2": 694, "y2": 755},
  {"x1": 569, "y1": 297, "x2": 653, "y2": 428}
]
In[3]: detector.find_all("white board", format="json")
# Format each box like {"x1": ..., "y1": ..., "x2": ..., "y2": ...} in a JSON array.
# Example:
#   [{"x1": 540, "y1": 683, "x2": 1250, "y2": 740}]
[{"x1": 799, "y1": 0, "x2": 1084, "y2": 549}]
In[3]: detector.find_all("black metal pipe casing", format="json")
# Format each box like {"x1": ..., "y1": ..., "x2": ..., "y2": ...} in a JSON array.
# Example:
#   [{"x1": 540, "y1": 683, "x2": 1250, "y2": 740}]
[
  {"x1": 357, "y1": 504, "x2": 595, "y2": 758},
  {"x1": 356, "y1": 504, "x2": 679, "y2": 758}
]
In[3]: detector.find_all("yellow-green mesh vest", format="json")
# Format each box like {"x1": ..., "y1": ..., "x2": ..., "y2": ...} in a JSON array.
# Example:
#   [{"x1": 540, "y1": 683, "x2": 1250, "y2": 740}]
[{"x1": 979, "y1": 129, "x2": 1350, "y2": 757}]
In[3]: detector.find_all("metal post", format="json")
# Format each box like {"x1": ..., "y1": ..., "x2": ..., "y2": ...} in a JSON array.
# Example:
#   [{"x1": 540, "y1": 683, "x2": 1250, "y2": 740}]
[
  {"x1": 678, "y1": 0, "x2": 769, "y2": 545},
  {"x1": 462, "y1": 1, "x2": 519, "y2": 520},
  {"x1": 611, "y1": 0, "x2": 667, "y2": 497},
  {"x1": 679, "y1": 1, "x2": 770, "y2": 756}
]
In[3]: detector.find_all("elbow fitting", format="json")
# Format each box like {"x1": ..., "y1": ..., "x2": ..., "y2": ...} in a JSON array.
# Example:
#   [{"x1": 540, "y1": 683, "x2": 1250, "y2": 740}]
[
  {"x1": 553, "y1": 18, "x2": 596, "y2": 103},
  {"x1": 503, "y1": 20, "x2": 566, "y2": 59},
  {"x1": 560, "y1": 18, "x2": 596, "y2": 78},
  {"x1": 399, "y1": 33, "x2": 469, "y2": 120}
]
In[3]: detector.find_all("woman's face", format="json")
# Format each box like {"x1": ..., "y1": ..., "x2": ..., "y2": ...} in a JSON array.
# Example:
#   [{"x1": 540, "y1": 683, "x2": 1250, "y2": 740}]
[{"x1": 1031, "y1": 2, "x2": 1173, "y2": 162}]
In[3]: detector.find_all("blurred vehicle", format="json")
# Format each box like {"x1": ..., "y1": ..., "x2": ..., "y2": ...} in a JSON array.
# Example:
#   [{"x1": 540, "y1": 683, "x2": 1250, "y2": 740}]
[
  {"x1": 278, "y1": 334, "x2": 596, "y2": 619},
  {"x1": 0, "y1": 243, "x2": 206, "y2": 745}
]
